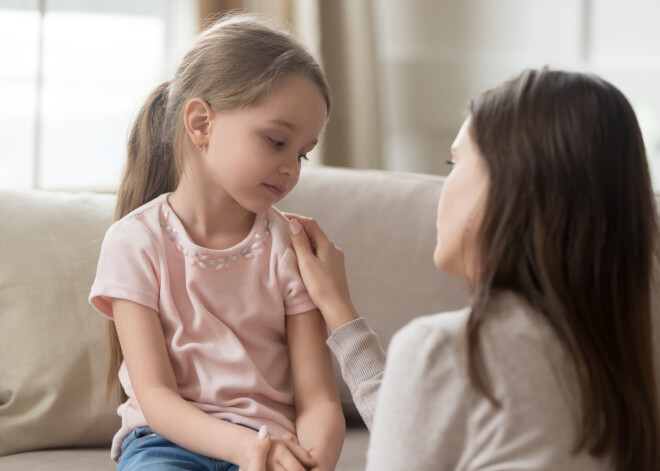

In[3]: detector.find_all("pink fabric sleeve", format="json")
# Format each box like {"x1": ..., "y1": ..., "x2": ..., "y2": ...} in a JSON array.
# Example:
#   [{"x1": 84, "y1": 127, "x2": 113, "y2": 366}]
[
  {"x1": 278, "y1": 245, "x2": 317, "y2": 315},
  {"x1": 89, "y1": 220, "x2": 160, "y2": 319}
]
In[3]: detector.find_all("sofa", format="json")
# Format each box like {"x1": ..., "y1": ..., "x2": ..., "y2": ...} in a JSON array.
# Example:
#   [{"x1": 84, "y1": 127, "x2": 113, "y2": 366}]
[
  {"x1": 0, "y1": 166, "x2": 466, "y2": 470},
  {"x1": 1, "y1": 165, "x2": 658, "y2": 470}
]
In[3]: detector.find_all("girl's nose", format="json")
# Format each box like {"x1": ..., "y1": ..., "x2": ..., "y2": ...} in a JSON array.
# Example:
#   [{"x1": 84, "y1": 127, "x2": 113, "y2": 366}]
[{"x1": 279, "y1": 156, "x2": 301, "y2": 178}]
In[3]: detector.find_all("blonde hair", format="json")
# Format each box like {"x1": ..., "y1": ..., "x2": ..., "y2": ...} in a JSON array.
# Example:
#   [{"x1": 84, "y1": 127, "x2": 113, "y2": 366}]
[{"x1": 107, "y1": 13, "x2": 331, "y2": 401}]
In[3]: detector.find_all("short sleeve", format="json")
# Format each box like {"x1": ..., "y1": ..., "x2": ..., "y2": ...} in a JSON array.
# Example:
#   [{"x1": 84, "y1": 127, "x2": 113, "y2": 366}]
[
  {"x1": 277, "y1": 245, "x2": 316, "y2": 315},
  {"x1": 89, "y1": 220, "x2": 160, "y2": 319},
  {"x1": 366, "y1": 318, "x2": 470, "y2": 470}
]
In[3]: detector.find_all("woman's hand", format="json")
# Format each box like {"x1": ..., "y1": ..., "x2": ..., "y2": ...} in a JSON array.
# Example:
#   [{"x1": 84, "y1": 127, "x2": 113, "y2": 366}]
[
  {"x1": 240, "y1": 428, "x2": 316, "y2": 471},
  {"x1": 286, "y1": 213, "x2": 360, "y2": 332},
  {"x1": 240, "y1": 426, "x2": 271, "y2": 471}
]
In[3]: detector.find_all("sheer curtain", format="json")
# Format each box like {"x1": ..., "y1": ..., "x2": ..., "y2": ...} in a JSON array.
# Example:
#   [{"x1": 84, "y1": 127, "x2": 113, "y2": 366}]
[{"x1": 0, "y1": 0, "x2": 198, "y2": 191}]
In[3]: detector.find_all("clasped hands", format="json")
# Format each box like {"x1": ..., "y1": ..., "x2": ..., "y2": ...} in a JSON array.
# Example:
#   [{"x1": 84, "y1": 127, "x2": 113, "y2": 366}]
[{"x1": 240, "y1": 427, "x2": 329, "y2": 471}]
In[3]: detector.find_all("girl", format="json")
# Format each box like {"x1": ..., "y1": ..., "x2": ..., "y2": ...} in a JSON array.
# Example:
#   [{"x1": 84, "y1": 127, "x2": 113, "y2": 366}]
[
  {"x1": 283, "y1": 69, "x2": 660, "y2": 470},
  {"x1": 89, "y1": 14, "x2": 344, "y2": 471}
]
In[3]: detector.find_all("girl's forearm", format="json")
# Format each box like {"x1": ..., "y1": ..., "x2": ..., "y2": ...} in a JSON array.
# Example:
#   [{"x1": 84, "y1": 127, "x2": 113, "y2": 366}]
[
  {"x1": 140, "y1": 386, "x2": 256, "y2": 467},
  {"x1": 296, "y1": 400, "x2": 346, "y2": 469}
]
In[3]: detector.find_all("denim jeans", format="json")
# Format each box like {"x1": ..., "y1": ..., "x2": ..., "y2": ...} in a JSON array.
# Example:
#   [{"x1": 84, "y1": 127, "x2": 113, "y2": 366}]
[{"x1": 118, "y1": 426, "x2": 239, "y2": 471}]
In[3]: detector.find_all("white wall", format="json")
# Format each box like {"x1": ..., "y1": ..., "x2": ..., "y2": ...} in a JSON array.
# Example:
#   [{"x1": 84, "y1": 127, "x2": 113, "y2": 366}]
[{"x1": 373, "y1": 0, "x2": 660, "y2": 183}]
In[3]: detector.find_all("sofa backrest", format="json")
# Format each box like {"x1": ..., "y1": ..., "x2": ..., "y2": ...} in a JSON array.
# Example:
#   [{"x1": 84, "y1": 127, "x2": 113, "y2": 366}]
[
  {"x1": 0, "y1": 188, "x2": 118, "y2": 456},
  {"x1": 277, "y1": 166, "x2": 468, "y2": 418},
  {"x1": 1, "y1": 165, "x2": 659, "y2": 454}
]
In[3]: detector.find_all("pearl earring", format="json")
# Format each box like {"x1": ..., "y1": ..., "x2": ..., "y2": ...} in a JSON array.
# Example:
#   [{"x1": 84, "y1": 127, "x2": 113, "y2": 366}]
[{"x1": 196, "y1": 145, "x2": 205, "y2": 151}]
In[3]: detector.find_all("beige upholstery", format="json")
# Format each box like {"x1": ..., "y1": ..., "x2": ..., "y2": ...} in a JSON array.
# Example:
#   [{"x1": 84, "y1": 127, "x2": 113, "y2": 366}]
[
  {"x1": 1, "y1": 165, "x2": 658, "y2": 470},
  {"x1": 0, "y1": 167, "x2": 464, "y2": 469}
]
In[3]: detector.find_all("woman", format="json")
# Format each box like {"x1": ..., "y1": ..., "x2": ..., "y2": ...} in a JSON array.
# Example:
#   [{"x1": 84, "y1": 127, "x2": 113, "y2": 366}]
[{"x1": 258, "y1": 68, "x2": 660, "y2": 470}]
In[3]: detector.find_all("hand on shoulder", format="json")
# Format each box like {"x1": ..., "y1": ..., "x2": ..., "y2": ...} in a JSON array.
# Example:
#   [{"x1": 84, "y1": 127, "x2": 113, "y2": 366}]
[{"x1": 285, "y1": 213, "x2": 360, "y2": 332}]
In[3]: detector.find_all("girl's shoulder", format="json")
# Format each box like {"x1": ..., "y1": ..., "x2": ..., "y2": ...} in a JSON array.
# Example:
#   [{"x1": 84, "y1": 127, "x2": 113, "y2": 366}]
[
  {"x1": 264, "y1": 206, "x2": 294, "y2": 250},
  {"x1": 114, "y1": 193, "x2": 169, "y2": 228},
  {"x1": 104, "y1": 194, "x2": 169, "y2": 250}
]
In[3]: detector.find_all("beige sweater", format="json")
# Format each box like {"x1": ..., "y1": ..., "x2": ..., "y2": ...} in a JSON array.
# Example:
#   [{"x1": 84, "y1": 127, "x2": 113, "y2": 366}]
[{"x1": 327, "y1": 292, "x2": 611, "y2": 470}]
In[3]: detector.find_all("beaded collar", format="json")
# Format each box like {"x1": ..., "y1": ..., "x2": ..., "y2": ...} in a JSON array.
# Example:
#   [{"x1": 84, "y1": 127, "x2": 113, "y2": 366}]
[{"x1": 159, "y1": 204, "x2": 273, "y2": 270}]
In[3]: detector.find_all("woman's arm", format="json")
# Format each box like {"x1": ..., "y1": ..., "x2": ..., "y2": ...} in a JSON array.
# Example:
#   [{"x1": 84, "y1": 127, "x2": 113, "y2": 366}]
[
  {"x1": 112, "y1": 299, "x2": 316, "y2": 470},
  {"x1": 287, "y1": 308, "x2": 346, "y2": 470},
  {"x1": 326, "y1": 318, "x2": 386, "y2": 430},
  {"x1": 286, "y1": 213, "x2": 387, "y2": 429}
]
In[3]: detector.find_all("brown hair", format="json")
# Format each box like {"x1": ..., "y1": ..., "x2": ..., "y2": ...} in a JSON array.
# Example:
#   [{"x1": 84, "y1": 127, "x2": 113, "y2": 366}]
[
  {"x1": 466, "y1": 68, "x2": 659, "y2": 469},
  {"x1": 106, "y1": 13, "x2": 331, "y2": 402}
]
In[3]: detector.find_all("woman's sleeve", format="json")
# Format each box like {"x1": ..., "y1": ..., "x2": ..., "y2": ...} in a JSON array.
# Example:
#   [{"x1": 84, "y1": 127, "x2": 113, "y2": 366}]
[
  {"x1": 89, "y1": 221, "x2": 160, "y2": 319},
  {"x1": 326, "y1": 318, "x2": 386, "y2": 430},
  {"x1": 365, "y1": 318, "x2": 470, "y2": 470}
]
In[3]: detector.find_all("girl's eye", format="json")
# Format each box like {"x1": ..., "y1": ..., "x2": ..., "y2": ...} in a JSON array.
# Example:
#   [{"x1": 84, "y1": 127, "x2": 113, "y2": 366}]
[
  {"x1": 446, "y1": 159, "x2": 456, "y2": 168},
  {"x1": 269, "y1": 137, "x2": 285, "y2": 147},
  {"x1": 298, "y1": 154, "x2": 309, "y2": 161}
]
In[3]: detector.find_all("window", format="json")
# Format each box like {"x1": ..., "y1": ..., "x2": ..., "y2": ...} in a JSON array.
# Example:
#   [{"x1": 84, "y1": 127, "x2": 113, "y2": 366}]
[
  {"x1": 372, "y1": 0, "x2": 660, "y2": 186},
  {"x1": 0, "y1": 0, "x2": 197, "y2": 190}
]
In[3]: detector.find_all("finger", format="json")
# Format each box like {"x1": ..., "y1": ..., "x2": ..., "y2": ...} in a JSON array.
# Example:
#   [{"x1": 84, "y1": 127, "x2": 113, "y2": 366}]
[
  {"x1": 284, "y1": 442, "x2": 318, "y2": 468},
  {"x1": 276, "y1": 454, "x2": 306, "y2": 471},
  {"x1": 282, "y1": 432, "x2": 299, "y2": 445},
  {"x1": 286, "y1": 214, "x2": 333, "y2": 254},
  {"x1": 288, "y1": 217, "x2": 315, "y2": 257},
  {"x1": 284, "y1": 213, "x2": 329, "y2": 240},
  {"x1": 244, "y1": 425, "x2": 272, "y2": 471}
]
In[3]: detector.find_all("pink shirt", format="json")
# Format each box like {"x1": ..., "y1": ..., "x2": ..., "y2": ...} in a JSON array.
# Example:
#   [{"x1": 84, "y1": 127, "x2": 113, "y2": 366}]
[{"x1": 89, "y1": 193, "x2": 315, "y2": 461}]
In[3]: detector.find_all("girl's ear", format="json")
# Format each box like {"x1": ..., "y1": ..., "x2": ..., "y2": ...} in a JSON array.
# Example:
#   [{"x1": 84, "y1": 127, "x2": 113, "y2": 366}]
[{"x1": 183, "y1": 98, "x2": 214, "y2": 148}]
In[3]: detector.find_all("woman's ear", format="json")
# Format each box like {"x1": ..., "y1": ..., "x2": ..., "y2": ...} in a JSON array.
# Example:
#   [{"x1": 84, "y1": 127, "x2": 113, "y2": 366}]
[{"x1": 183, "y1": 98, "x2": 214, "y2": 148}]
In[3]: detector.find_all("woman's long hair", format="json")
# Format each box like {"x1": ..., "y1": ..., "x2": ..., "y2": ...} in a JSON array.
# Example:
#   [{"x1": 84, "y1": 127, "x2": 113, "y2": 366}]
[
  {"x1": 467, "y1": 68, "x2": 660, "y2": 470},
  {"x1": 106, "y1": 13, "x2": 331, "y2": 403}
]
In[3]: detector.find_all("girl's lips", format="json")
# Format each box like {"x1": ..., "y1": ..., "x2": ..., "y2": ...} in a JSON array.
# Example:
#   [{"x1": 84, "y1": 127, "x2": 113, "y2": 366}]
[{"x1": 263, "y1": 183, "x2": 285, "y2": 197}]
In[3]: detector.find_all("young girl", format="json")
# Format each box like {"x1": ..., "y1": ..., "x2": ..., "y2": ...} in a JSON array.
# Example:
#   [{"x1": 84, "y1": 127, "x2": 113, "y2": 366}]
[
  {"x1": 89, "y1": 14, "x2": 344, "y2": 470},
  {"x1": 283, "y1": 68, "x2": 660, "y2": 470}
]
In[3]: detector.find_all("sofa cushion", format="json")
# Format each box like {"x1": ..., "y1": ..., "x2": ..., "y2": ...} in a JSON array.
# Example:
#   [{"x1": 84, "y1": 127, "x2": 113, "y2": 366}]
[
  {"x1": 0, "y1": 189, "x2": 120, "y2": 456},
  {"x1": 0, "y1": 448, "x2": 115, "y2": 470}
]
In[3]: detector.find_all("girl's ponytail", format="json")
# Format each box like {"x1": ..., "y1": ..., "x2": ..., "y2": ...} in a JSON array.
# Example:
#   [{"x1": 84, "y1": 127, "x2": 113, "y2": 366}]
[
  {"x1": 107, "y1": 81, "x2": 179, "y2": 401},
  {"x1": 115, "y1": 81, "x2": 178, "y2": 221}
]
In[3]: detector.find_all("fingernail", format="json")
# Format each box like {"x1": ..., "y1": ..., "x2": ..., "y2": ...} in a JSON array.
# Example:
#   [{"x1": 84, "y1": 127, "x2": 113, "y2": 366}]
[
  {"x1": 258, "y1": 425, "x2": 268, "y2": 440},
  {"x1": 289, "y1": 219, "x2": 301, "y2": 235}
]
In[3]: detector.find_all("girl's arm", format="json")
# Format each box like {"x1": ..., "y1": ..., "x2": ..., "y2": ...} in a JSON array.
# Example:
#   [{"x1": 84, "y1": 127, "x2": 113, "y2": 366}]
[
  {"x1": 286, "y1": 213, "x2": 387, "y2": 429},
  {"x1": 287, "y1": 308, "x2": 346, "y2": 470},
  {"x1": 112, "y1": 298, "x2": 316, "y2": 470}
]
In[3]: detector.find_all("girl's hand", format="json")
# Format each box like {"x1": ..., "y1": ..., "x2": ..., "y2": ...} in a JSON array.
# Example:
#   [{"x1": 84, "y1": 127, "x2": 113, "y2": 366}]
[
  {"x1": 268, "y1": 435, "x2": 317, "y2": 471},
  {"x1": 286, "y1": 213, "x2": 360, "y2": 332},
  {"x1": 240, "y1": 428, "x2": 316, "y2": 471}
]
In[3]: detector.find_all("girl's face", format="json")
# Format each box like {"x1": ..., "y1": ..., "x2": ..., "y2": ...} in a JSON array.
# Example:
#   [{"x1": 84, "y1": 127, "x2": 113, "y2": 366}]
[
  {"x1": 202, "y1": 74, "x2": 327, "y2": 214},
  {"x1": 433, "y1": 117, "x2": 489, "y2": 281}
]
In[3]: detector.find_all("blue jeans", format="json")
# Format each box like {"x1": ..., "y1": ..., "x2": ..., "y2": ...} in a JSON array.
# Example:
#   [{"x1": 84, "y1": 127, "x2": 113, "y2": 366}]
[{"x1": 118, "y1": 427, "x2": 239, "y2": 471}]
